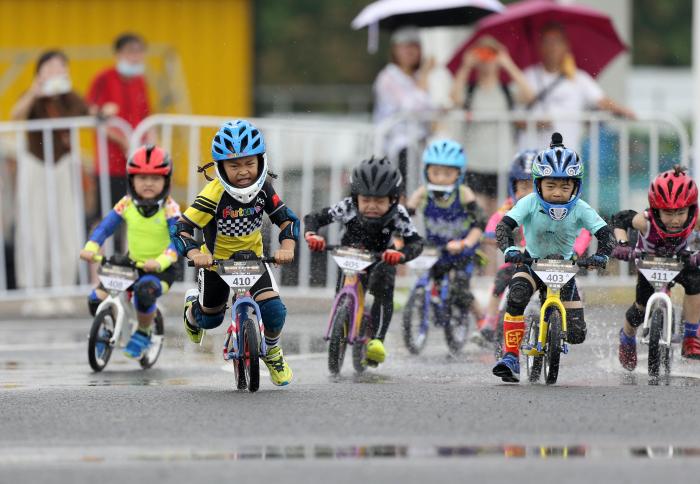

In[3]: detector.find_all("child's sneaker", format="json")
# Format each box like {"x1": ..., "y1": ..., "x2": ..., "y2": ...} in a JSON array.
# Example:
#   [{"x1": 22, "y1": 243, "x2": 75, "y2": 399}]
[
  {"x1": 492, "y1": 352, "x2": 520, "y2": 383},
  {"x1": 366, "y1": 338, "x2": 386, "y2": 364},
  {"x1": 262, "y1": 346, "x2": 293, "y2": 386},
  {"x1": 618, "y1": 328, "x2": 637, "y2": 371},
  {"x1": 183, "y1": 289, "x2": 203, "y2": 344},
  {"x1": 682, "y1": 335, "x2": 700, "y2": 359},
  {"x1": 124, "y1": 330, "x2": 151, "y2": 359}
]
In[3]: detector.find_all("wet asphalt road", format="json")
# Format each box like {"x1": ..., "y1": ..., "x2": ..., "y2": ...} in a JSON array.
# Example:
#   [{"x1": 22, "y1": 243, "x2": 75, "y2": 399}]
[{"x1": 2, "y1": 301, "x2": 700, "y2": 483}]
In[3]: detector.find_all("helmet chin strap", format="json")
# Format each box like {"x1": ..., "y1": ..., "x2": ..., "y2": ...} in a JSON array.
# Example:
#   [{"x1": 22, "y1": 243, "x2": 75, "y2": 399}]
[{"x1": 427, "y1": 183, "x2": 456, "y2": 195}]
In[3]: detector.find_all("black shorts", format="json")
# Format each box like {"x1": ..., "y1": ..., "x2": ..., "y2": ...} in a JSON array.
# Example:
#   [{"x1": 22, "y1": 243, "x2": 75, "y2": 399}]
[
  {"x1": 465, "y1": 171, "x2": 497, "y2": 198},
  {"x1": 635, "y1": 267, "x2": 700, "y2": 306},
  {"x1": 198, "y1": 264, "x2": 277, "y2": 309}
]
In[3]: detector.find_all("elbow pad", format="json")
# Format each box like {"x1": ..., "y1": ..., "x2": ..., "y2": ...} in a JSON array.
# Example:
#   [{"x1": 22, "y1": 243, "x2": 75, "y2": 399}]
[
  {"x1": 169, "y1": 221, "x2": 199, "y2": 257},
  {"x1": 594, "y1": 225, "x2": 616, "y2": 257},
  {"x1": 275, "y1": 207, "x2": 300, "y2": 243},
  {"x1": 611, "y1": 210, "x2": 637, "y2": 230},
  {"x1": 496, "y1": 216, "x2": 518, "y2": 253}
]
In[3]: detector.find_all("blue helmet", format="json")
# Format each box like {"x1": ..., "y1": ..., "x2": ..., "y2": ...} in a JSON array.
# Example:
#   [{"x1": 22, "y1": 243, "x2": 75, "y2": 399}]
[
  {"x1": 422, "y1": 139, "x2": 466, "y2": 195},
  {"x1": 422, "y1": 139, "x2": 466, "y2": 171},
  {"x1": 532, "y1": 133, "x2": 584, "y2": 221},
  {"x1": 508, "y1": 149, "x2": 537, "y2": 200},
  {"x1": 211, "y1": 120, "x2": 268, "y2": 204}
]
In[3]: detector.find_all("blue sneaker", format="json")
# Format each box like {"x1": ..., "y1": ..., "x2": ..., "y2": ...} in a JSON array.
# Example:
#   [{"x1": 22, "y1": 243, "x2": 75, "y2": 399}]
[
  {"x1": 124, "y1": 331, "x2": 151, "y2": 359},
  {"x1": 493, "y1": 352, "x2": 520, "y2": 383}
]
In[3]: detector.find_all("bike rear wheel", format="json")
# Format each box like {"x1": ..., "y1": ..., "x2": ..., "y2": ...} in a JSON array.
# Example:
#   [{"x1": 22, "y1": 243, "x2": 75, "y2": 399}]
[
  {"x1": 543, "y1": 309, "x2": 562, "y2": 385},
  {"x1": 88, "y1": 309, "x2": 116, "y2": 372},
  {"x1": 328, "y1": 295, "x2": 351, "y2": 375},
  {"x1": 139, "y1": 309, "x2": 165, "y2": 369},
  {"x1": 525, "y1": 317, "x2": 543, "y2": 383},
  {"x1": 648, "y1": 308, "x2": 664, "y2": 378},
  {"x1": 243, "y1": 319, "x2": 260, "y2": 392},
  {"x1": 402, "y1": 286, "x2": 430, "y2": 355}
]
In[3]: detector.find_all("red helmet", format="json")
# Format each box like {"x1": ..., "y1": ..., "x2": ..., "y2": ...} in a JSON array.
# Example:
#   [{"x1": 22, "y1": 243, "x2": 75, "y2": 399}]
[
  {"x1": 126, "y1": 145, "x2": 173, "y2": 217},
  {"x1": 648, "y1": 166, "x2": 698, "y2": 239}
]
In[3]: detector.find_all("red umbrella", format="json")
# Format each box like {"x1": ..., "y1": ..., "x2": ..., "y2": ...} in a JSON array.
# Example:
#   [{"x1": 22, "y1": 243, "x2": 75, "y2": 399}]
[{"x1": 447, "y1": 0, "x2": 627, "y2": 78}]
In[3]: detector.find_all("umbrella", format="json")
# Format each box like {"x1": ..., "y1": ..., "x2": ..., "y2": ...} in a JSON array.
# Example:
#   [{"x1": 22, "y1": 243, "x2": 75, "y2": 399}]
[
  {"x1": 447, "y1": 0, "x2": 627, "y2": 78},
  {"x1": 352, "y1": 0, "x2": 505, "y2": 52}
]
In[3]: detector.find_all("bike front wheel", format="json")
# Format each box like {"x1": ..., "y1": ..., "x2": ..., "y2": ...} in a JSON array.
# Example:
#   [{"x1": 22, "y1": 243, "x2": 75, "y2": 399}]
[
  {"x1": 543, "y1": 309, "x2": 563, "y2": 385},
  {"x1": 328, "y1": 295, "x2": 352, "y2": 375},
  {"x1": 444, "y1": 299, "x2": 473, "y2": 355},
  {"x1": 648, "y1": 307, "x2": 664, "y2": 378},
  {"x1": 88, "y1": 309, "x2": 116, "y2": 372},
  {"x1": 402, "y1": 286, "x2": 430, "y2": 355},
  {"x1": 353, "y1": 313, "x2": 371, "y2": 374},
  {"x1": 242, "y1": 319, "x2": 260, "y2": 392}
]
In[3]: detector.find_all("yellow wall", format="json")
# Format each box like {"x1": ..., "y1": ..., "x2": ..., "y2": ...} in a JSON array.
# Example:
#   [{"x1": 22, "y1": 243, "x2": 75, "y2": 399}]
[{"x1": 0, "y1": 0, "x2": 252, "y2": 118}]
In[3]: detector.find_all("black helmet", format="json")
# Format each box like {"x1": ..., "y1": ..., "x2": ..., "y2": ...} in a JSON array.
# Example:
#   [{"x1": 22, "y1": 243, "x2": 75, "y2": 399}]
[
  {"x1": 350, "y1": 156, "x2": 402, "y2": 199},
  {"x1": 350, "y1": 157, "x2": 402, "y2": 230}
]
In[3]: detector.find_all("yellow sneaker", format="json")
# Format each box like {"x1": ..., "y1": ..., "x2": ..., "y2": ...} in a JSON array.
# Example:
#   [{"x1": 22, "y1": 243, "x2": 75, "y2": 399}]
[
  {"x1": 262, "y1": 346, "x2": 293, "y2": 386},
  {"x1": 366, "y1": 338, "x2": 386, "y2": 363},
  {"x1": 183, "y1": 289, "x2": 203, "y2": 344}
]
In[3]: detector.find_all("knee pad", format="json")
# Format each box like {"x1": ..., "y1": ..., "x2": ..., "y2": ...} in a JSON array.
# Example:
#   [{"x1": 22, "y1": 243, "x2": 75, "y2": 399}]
[
  {"x1": 506, "y1": 277, "x2": 534, "y2": 313},
  {"x1": 259, "y1": 297, "x2": 287, "y2": 333},
  {"x1": 194, "y1": 304, "x2": 226, "y2": 330},
  {"x1": 87, "y1": 289, "x2": 102, "y2": 317},
  {"x1": 566, "y1": 308, "x2": 586, "y2": 344},
  {"x1": 626, "y1": 304, "x2": 645, "y2": 328},
  {"x1": 133, "y1": 275, "x2": 162, "y2": 314}
]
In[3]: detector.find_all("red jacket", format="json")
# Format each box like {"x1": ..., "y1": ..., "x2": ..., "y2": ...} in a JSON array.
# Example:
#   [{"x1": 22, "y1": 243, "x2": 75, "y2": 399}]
[{"x1": 87, "y1": 67, "x2": 151, "y2": 176}]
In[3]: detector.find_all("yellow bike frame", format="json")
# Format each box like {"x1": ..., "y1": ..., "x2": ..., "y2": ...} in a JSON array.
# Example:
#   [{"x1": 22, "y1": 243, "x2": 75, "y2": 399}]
[{"x1": 523, "y1": 287, "x2": 568, "y2": 357}]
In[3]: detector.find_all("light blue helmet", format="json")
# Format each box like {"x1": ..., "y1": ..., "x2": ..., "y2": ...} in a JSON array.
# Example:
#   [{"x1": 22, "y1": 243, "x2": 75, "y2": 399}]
[
  {"x1": 211, "y1": 120, "x2": 268, "y2": 204},
  {"x1": 532, "y1": 132, "x2": 584, "y2": 221},
  {"x1": 422, "y1": 139, "x2": 467, "y2": 171},
  {"x1": 422, "y1": 139, "x2": 466, "y2": 195}
]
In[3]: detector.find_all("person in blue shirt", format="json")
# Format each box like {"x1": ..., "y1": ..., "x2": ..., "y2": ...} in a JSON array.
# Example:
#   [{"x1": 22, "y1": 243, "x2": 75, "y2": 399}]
[{"x1": 491, "y1": 132, "x2": 616, "y2": 383}]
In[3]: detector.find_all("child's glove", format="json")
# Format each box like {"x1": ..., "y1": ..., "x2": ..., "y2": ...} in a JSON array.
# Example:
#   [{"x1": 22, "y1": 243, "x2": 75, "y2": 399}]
[
  {"x1": 578, "y1": 255, "x2": 608, "y2": 269},
  {"x1": 382, "y1": 249, "x2": 404, "y2": 266},
  {"x1": 305, "y1": 232, "x2": 326, "y2": 252},
  {"x1": 612, "y1": 241, "x2": 635, "y2": 261},
  {"x1": 504, "y1": 248, "x2": 524, "y2": 264}
]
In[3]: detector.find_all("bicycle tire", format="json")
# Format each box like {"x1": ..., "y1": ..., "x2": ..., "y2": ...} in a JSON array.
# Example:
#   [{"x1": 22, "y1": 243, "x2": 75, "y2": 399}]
[
  {"x1": 648, "y1": 308, "x2": 664, "y2": 378},
  {"x1": 328, "y1": 295, "x2": 351, "y2": 375},
  {"x1": 243, "y1": 319, "x2": 260, "y2": 392},
  {"x1": 444, "y1": 301, "x2": 472, "y2": 355},
  {"x1": 402, "y1": 286, "x2": 430, "y2": 355},
  {"x1": 525, "y1": 317, "x2": 543, "y2": 383},
  {"x1": 88, "y1": 309, "x2": 116, "y2": 372},
  {"x1": 544, "y1": 308, "x2": 562, "y2": 385}
]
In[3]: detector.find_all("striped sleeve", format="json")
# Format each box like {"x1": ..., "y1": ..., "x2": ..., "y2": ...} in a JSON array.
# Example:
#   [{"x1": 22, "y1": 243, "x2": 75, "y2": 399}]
[{"x1": 183, "y1": 180, "x2": 223, "y2": 229}]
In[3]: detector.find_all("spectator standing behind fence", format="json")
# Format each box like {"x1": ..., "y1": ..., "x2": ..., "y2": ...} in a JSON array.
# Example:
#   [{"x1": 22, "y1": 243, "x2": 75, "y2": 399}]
[
  {"x1": 449, "y1": 36, "x2": 534, "y2": 215},
  {"x1": 87, "y1": 33, "x2": 153, "y2": 215},
  {"x1": 10, "y1": 50, "x2": 88, "y2": 288},
  {"x1": 517, "y1": 23, "x2": 634, "y2": 152},
  {"x1": 373, "y1": 26, "x2": 435, "y2": 195}
]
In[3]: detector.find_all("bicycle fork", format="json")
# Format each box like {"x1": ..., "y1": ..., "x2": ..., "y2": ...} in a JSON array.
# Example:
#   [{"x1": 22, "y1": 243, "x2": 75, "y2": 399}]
[
  {"x1": 223, "y1": 297, "x2": 265, "y2": 361},
  {"x1": 641, "y1": 292, "x2": 673, "y2": 348},
  {"x1": 522, "y1": 288, "x2": 569, "y2": 356}
]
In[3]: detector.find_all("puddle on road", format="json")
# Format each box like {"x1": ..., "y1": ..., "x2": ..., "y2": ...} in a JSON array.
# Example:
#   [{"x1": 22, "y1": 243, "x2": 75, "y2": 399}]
[{"x1": 7, "y1": 444, "x2": 700, "y2": 464}]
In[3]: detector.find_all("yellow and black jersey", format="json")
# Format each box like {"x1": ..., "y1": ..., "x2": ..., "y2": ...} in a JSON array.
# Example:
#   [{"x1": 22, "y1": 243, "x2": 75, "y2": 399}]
[{"x1": 183, "y1": 178, "x2": 287, "y2": 258}]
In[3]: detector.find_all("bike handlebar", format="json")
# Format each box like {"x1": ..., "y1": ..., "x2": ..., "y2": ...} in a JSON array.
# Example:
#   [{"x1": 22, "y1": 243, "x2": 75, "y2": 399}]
[
  {"x1": 93, "y1": 254, "x2": 145, "y2": 269},
  {"x1": 187, "y1": 256, "x2": 277, "y2": 268}
]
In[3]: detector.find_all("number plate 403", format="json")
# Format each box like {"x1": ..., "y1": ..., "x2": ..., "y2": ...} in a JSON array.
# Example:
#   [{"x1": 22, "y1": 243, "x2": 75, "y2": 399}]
[{"x1": 533, "y1": 270, "x2": 576, "y2": 286}]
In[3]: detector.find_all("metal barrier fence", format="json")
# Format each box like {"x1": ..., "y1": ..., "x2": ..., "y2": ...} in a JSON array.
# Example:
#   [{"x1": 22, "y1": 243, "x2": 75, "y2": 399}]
[
  {"x1": 0, "y1": 111, "x2": 691, "y2": 297},
  {"x1": 0, "y1": 116, "x2": 132, "y2": 296}
]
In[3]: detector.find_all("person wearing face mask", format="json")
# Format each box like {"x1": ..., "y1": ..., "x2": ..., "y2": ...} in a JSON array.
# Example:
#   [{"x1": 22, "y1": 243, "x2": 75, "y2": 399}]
[
  {"x1": 10, "y1": 50, "x2": 89, "y2": 289},
  {"x1": 87, "y1": 33, "x2": 153, "y2": 227}
]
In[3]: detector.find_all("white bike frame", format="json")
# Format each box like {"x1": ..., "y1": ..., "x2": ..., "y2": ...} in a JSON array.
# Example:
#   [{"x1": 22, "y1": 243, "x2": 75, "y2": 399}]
[{"x1": 637, "y1": 257, "x2": 683, "y2": 349}]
